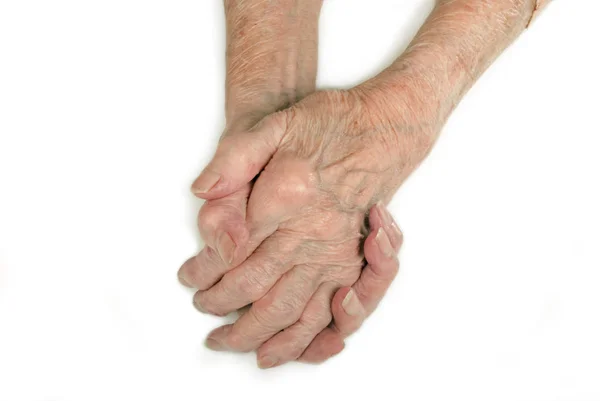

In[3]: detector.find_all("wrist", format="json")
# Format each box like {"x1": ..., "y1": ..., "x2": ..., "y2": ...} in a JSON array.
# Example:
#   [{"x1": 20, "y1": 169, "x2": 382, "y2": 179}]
[
  {"x1": 357, "y1": 0, "x2": 535, "y2": 132},
  {"x1": 353, "y1": 71, "x2": 442, "y2": 150},
  {"x1": 224, "y1": 0, "x2": 322, "y2": 129}
]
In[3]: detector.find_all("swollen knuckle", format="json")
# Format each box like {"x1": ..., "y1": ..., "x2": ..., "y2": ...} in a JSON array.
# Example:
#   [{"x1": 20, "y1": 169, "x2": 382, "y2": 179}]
[
  {"x1": 252, "y1": 299, "x2": 296, "y2": 328},
  {"x1": 264, "y1": 158, "x2": 315, "y2": 202},
  {"x1": 287, "y1": 346, "x2": 306, "y2": 361},
  {"x1": 248, "y1": 305, "x2": 276, "y2": 329},
  {"x1": 235, "y1": 272, "x2": 266, "y2": 300},
  {"x1": 198, "y1": 204, "x2": 221, "y2": 230},
  {"x1": 276, "y1": 175, "x2": 310, "y2": 202}
]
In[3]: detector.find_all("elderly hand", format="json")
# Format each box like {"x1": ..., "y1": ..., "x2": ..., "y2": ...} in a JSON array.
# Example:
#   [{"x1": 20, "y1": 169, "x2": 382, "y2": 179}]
[
  {"x1": 179, "y1": 85, "x2": 436, "y2": 365},
  {"x1": 282, "y1": 203, "x2": 404, "y2": 366},
  {"x1": 181, "y1": 201, "x2": 403, "y2": 367},
  {"x1": 181, "y1": 0, "x2": 539, "y2": 368},
  {"x1": 179, "y1": 0, "x2": 410, "y2": 366}
]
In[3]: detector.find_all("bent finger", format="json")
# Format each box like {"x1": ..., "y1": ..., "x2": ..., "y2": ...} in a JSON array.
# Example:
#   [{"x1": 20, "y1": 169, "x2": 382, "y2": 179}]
[
  {"x1": 193, "y1": 231, "x2": 301, "y2": 316},
  {"x1": 256, "y1": 283, "x2": 335, "y2": 369},
  {"x1": 191, "y1": 112, "x2": 288, "y2": 200},
  {"x1": 204, "y1": 265, "x2": 322, "y2": 352},
  {"x1": 300, "y1": 203, "x2": 403, "y2": 363},
  {"x1": 197, "y1": 184, "x2": 250, "y2": 263}
]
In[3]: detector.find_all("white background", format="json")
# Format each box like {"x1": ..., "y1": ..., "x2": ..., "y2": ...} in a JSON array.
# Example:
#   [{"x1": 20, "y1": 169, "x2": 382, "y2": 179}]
[{"x1": 1, "y1": 1, "x2": 598, "y2": 400}]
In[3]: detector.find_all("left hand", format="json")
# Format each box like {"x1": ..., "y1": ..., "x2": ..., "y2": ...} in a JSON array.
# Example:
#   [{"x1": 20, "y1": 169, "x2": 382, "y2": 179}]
[{"x1": 270, "y1": 202, "x2": 404, "y2": 367}]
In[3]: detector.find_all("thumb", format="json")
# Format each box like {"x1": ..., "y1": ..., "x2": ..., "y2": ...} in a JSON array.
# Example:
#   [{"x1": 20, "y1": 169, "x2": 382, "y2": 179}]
[{"x1": 191, "y1": 111, "x2": 289, "y2": 200}]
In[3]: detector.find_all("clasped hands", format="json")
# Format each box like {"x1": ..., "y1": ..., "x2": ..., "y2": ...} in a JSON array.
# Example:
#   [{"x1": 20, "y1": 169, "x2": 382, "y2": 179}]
[
  {"x1": 179, "y1": 86, "x2": 438, "y2": 368},
  {"x1": 176, "y1": 0, "x2": 538, "y2": 369}
]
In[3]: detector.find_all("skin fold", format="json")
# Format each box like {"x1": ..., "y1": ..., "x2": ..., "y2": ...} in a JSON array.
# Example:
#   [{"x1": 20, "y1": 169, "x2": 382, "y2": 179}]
[{"x1": 180, "y1": 0, "x2": 547, "y2": 368}]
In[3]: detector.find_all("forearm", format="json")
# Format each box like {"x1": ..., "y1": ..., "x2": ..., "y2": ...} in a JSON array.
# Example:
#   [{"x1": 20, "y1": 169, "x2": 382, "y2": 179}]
[
  {"x1": 361, "y1": 0, "x2": 542, "y2": 133},
  {"x1": 223, "y1": 0, "x2": 323, "y2": 130}
]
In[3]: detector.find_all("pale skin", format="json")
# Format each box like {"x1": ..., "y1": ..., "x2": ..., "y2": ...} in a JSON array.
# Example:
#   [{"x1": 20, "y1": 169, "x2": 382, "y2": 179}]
[{"x1": 179, "y1": 0, "x2": 550, "y2": 368}]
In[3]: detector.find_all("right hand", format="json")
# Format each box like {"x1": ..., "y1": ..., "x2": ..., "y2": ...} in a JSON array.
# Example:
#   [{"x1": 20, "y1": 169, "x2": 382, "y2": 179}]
[{"x1": 274, "y1": 202, "x2": 404, "y2": 367}]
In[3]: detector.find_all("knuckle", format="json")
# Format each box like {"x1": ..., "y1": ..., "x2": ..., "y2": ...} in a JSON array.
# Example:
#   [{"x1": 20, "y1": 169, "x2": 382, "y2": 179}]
[
  {"x1": 233, "y1": 271, "x2": 266, "y2": 301},
  {"x1": 278, "y1": 174, "x2": 312, "y2": 204},
  {"x1": 224, "y1": 333, "x2": 245, "y2": 350},
  {"x1": 198, "y1": 203, "x2": 221, "y2": 231},
  {"x1": 194, "y1": 292, "x2": 226, "y2": 317},
  {"x1": 250, "y1": 302, "x2": 278, "y2": 328},
  {"x1": 262, "y1": 158, "x2": 316, "y2": 204},
  {"x1": 219, "y1": 135, "x2": 258, "y2": 176},
  {"x1": 286, "y1": 345, "x2": 306, "y2": 362},
  {"x1": 217, "y1": 134, "x2": 240, "y2": 154},
  {"x1": 204, "y1": 246, "x2": 224, "y2": 266},
  {"x1": 322, "y1": 259, "x2": 362, "y2": 285},
  {"x1": 252, "y1": 298, "x2": 297, "y2": 328},
  {"x1": 217, "y1": 279, "x2": 241, "y2": 305},
  {"x1": 276, "y1": 176, "x2": 310, "y2": 202},
  {"x1": 302, "y1": 309, "x2": 332, "y2": 331},
  {"x1": 224, "y1": 328, "x2": 255, "y2": 352}
]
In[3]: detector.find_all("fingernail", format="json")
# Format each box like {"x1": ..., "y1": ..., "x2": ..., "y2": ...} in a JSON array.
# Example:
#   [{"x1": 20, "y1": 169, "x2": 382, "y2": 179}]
[
  {"x1": 178, "y1": 273, "x2": 193, "y2": 288},
  {"x1": 193, "y1": 298, "x2": 207, "y2": 313},
  {"x1": 376, "y1": 201, "x2": 392, "y2": 226},
  {"x1": 375, "y1": 228, "x2": 395, "y2": 258},
  {"x1": 391, "y1": 222, "x2": 403, "y2": 244},
  {"x1": 258, "y1": 356, "x2": 278, "y2": 369},
  {"x1": 192, "y1": 170, "x2": 221, "y2": 194},
  {"x1": 217, "y1": 232, "x2": 236, "y2": 265},
  {"x1": 205, "y1": 337, "x2": 225, "y2": 351},
  {"x1": 341, "y1": 289, "x2": 362, "y2": 316}
]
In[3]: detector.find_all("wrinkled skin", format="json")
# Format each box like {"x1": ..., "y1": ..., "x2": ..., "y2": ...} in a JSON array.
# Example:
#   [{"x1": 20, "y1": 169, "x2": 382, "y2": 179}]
[
  {"x1": 180, "y1": 88, "x2": 433, "y2": 366},
  {"x1": 180, "y1": 0, "x2": 541, "y2": 368},
  {"x1": 251, "y1": 203, "x2": 402, "y2": 366},
  {"x1": 182, "y1": 200, "x2": 404, "y2": 367},
  {"x1": 180, "y1": 0, "x2": 405, "y2": 365}
]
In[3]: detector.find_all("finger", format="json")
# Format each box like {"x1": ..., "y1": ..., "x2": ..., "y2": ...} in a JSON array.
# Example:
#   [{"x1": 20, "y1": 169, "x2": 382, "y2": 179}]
[
  {"x1": 193, "y1": 231, "x2": 301, "y2": 316},
  {"x1": 198, "y1": 184, "x2": 251, "y2": 266},
  {"x1": 198, "y1": 183, "x2": 249, "y2": 247},
  {"x1": 299, "y1": 242, "x2": 396, "y2": 362},
  {"x1": 191, "y1": 112, "x2": 288, "y2": 200},
  {"x1": 178, "y1": 246, "x2": 228, "y2": 291},
  {"x1": 335, "y1": 206, "x2": 402, "y2": 327},
  {"x1": 300, "y1": 203, "x2": 403, "y2": 362},
  {"x1": 178, "y1": 186, "x2": 254, "y2": 291},
  {"x1": 299, "y1": 287, "x2": 370, "y2": 363},
  {"x1": 352, "y1": 227, "x2": 402, "y2": 315},
  {"x1": 189, "y1": 156, "x2": 317, "y2": 300},
  {"x1": 186, "y1": 153, "x2": 314, "y2": 294},
  {"x1": 297, "y1": 327, "x2": 345, "y2": 364},
  {"x1": 330, "y1": 287, "x2": 367, "y2": 337},
  {"x1": 256, "y1": 283, "x2": 335, "y2": 369},
  {"x1": 204, "y1": 264, "x2": 322, "y2": 352},
  {"x1": 370, "y1": 201, "x2": 403, "y2": 252}
]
